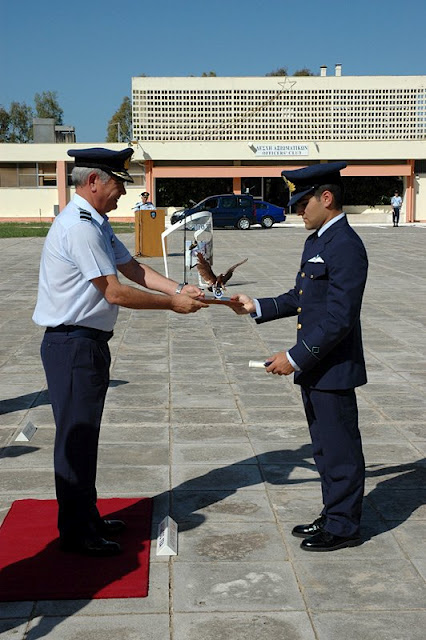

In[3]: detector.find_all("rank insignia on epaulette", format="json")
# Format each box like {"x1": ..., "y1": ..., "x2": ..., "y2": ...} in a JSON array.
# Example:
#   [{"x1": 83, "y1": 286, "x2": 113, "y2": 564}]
[{"x1": 79, "y1": 209, "x2": 92, "y2": 222}]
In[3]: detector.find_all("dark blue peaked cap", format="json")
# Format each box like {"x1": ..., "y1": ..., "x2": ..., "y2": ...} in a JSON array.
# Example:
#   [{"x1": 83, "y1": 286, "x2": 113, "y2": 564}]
[
  {"x1": 282, "y1": 161, "x2": 347, "y2": 207},
  {"x1": 67, "y1": 147, "x2": 134, "y2": 183}
]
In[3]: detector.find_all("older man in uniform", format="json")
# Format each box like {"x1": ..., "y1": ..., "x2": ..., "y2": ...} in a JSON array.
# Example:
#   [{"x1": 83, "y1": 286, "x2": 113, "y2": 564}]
[
  {"x1": 33, "y1": 147, "x2": 207, "y2": 556},
  {"x1": 232, "y1": 162, "x2": 368, "y2": 551}
]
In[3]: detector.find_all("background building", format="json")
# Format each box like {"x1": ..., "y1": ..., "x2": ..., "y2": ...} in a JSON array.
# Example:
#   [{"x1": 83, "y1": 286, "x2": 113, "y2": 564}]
[{"x1": 1, "y1": 67, "x2": 426, "y2": 222}]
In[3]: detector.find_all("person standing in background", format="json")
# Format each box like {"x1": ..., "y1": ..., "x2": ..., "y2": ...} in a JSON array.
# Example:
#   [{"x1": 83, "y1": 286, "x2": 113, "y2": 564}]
[
  {"x1": 391, "y1": 190, "x2": 402, "y2": 227},
  {"x1": 133, "y1": 191, "x2": 155, "y2": 211}
]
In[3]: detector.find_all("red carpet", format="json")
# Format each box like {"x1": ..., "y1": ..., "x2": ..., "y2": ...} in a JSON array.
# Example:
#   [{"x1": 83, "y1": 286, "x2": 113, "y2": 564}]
[{"x1": 0, "y1": 497, "x2": 152, "y2": 601}]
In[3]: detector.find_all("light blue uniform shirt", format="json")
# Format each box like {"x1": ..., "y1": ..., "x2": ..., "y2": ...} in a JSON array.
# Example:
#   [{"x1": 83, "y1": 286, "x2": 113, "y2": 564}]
[{"x1": 33, "y1": 194, "x2": 132, "y2": 331}]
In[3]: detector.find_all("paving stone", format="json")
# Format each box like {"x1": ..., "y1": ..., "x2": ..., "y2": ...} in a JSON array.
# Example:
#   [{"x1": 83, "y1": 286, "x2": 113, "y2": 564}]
[
  {"x1": 100, "y1": 425, "x2": 169, "y2": 443},
  {"x1": 0, "y1": 428, "x2": 17, "y2": 446},
  {"x1": 295, "y1": 558, "x2": 426, "y2": 610},
  {"x1": 173, "y1": 561, "x2": 304, "y2": 612},
  {"x1": 172, "y1": 463, "x2": 263, "y2": 491},
  {"x1": 98, "y1": 443, "x2": 169, "y2": 466},
  {"x1": 171, "y1": 407, "x2": 242, "y2": 424},
  {"x1": 102, "y1": 407, "x2": 169, "y2": 424},
  {"x1": 311, "y1": 611, "x2": 426, "y2": 640},
  {"x1": 176, "y1": 521, "x2": 287, "y2": 562},
  {"x1": 97, "y1": 465, "x2": 169, "y2": 494},
  {"x1": 174, "y1": 612, "x2": 316, "y2": 640},
  {"x1": 252, "y1": 441, "x2": 314, "y2": 464},
  {"x1": 0, "y1": 619, "x2": 27, "y2": 639},
  {"x1": 172, "y1": 443, "x2": 255, "y2": 465},
  {"x1": 26, "y1": 613, "x2": 170, "y2": 639},
  {"x1": 394, "y1": 421, "x2": 426, "y2": 441},
  {"x1": 367, "y1": 489, "x2": 426, "y2": 521},
  {"x1": 172, "y1": 423, "x2": 248, "y2": 443},
  {"x1": 362, "y1": 442, "x2": 423, "y2": 464},
  {"x1": 0, "y1": 443, "x2": 50, "y2": 468},
  {"x1": 171, "y1": 489, "x2": 275, "y2": 524}
]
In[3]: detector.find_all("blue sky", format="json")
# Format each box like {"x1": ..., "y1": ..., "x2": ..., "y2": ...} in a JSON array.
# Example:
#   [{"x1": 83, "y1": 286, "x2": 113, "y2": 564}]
[{"x1": 2, "y1": 0, "x2": 426, "y2": 142}]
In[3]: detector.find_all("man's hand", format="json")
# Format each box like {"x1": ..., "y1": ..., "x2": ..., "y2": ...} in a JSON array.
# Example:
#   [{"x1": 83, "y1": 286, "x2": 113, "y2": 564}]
[
  {"x1": 265, "y1": 352, "x2": 295, "y2": 376},
  {"x1": 170, "y1": 293, "x2": 208, "y2": 314},
  {"x1": 181, "y1": 284, "x2": 204, "y2": 299},
  {"x1": 229, "y1": 293, "x2": 255, "y2": 315}
]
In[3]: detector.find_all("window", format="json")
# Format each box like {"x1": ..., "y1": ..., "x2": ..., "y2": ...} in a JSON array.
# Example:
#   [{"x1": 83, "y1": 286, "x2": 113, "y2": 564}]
[
  {"x1": 238, "y1": 196, "x2": 252, "y2": 208},
  {"x1": 204, "y1": 198, "x2": 219, "y2": 209},
  {"x1": 222, "y1": 196, "x2": 237, "y2": 208},
  {"x1": 0, "y1": 163, "x2": 57, "y2": 188}
]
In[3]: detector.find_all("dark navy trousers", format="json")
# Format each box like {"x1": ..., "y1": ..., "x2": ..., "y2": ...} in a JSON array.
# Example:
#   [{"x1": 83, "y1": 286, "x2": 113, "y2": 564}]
[
  {"x1": 301, "y1": 386, "x2": 365, "y2": 537},
  {"x1": 41, "y1": 329, "x2": 111, "y2": 541}
]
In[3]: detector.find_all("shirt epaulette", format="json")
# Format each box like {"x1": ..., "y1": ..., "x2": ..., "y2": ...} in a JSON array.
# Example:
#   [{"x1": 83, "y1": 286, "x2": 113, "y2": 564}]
[{"x1": 79, "y1": 209, "x2": 92, "y2": 222}]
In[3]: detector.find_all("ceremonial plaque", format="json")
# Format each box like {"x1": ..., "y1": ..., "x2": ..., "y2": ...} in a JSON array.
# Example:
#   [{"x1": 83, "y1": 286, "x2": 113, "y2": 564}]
[{"x1": 203, "y1": 296, "x2": 244, "y2": 308}]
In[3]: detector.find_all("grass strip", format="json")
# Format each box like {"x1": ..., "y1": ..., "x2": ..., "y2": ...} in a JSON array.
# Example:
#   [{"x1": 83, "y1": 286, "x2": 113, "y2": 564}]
[{"x1": 0, "y1": 222, "x2": 135, "y2": 238}]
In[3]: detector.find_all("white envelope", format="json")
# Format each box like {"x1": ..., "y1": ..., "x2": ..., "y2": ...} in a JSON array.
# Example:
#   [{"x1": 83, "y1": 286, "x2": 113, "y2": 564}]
[{"x1": 307, "y1": 255, "x2": 325, "y2": 263}]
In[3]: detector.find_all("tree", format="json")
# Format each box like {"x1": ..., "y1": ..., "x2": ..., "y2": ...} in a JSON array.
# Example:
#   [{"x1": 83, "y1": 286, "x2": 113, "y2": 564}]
[
  {"x1": 266, "y1": 67, "x2": 288, "y2": 77},
  {"x1": 266, "y1": 67, "x2": 316, "y2": 77},
  {"x1": 201, "y1": 71, "x2": 217, "y2": 77},
  {"x1": 106, "y1": 96, "x2": 132, "y2": 142},
  {"x1": 293, "y1": 68, "x2": 315, "y2": 76},
  {"x1": 34, "y1": 91, "x2": 64, "y2": 124},
  {"x1": 0, "y1": 107, "x2": 10, "y2": 142},
  {"x1": 8, "y1": 101, "x2": 33, "y2": 142}
]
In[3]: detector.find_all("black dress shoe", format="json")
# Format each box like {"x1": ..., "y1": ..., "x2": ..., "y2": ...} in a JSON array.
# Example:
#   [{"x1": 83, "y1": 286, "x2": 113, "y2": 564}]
[
  {"x1": 97, "y1": 519, "x2": 126, "y2": 535},
  {"x1": 60, "y1": 536, "x2": 122, "y2": 557},
  {"x1": 292, "y1": 515, "x2": 326, "y2": 538},
  {"x1": 300, "y1": 529, "x2": 362, "y2": 552}
]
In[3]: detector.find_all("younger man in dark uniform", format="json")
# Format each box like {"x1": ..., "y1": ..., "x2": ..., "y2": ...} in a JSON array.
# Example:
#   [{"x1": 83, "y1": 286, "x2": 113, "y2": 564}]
[{"x1": 232, "y1": 162, "x2": 368, "y2": 551}]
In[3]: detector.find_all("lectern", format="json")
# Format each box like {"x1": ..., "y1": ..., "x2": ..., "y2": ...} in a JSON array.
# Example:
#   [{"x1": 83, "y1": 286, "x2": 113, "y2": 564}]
[{"x1": 134, "y1": 208, "x2": 165, "y2": 257}]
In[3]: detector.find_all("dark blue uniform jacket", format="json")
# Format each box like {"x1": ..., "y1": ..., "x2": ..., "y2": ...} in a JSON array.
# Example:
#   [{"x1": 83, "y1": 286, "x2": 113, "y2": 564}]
[{"x1": 256, "y1": 216, "x2": 368, "y2": 390}]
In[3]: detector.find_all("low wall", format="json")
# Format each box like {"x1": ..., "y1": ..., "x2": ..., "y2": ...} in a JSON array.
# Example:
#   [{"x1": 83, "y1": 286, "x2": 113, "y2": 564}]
[
  {"x1": 0, "y1": 188, "x2": 146, "y2": 222},
  {"x1": 0, "y1": 199, "x2": 405, "y2": 225},
  {"x1": 345, "y1": 205, "x2": 397, "y2": 224}
]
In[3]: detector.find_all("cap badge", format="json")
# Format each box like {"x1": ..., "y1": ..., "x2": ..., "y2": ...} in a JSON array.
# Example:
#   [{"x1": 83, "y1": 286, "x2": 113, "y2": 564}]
[{"x1": 283, "y1": 177, "x2": 296, "y2": 194}]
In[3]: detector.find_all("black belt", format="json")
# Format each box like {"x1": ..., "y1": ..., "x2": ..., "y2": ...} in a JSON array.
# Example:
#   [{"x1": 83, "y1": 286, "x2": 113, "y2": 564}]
[{"x1": 45, "y1": 324, "x2": 113, "y2": 341}]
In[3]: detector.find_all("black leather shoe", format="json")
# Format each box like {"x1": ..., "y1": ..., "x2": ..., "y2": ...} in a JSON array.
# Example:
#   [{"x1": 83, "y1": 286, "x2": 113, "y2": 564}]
[
  {"x1": 60, "y1": 536, "x2": 122, "y2": 557},
  {"x1": 97, "y1": 519, "x2": 126, "y2": 535},
  {"x1": 300, "y1": 529, "x2": 362, "y2": 552},
  {"x1": 292, "y1": 515, "x2": 326, "y2": 538}
]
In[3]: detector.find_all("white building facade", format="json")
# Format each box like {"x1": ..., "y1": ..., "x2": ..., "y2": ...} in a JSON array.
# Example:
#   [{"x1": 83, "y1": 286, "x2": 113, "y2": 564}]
[{"x1": 1, "y1": 68, "x2": 426, "y2": 221}]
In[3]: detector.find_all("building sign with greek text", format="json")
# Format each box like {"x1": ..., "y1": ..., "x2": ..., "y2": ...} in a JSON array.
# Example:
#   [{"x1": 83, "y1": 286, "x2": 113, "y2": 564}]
[{"x1": 255, "y1": 144, "x2": 309, "y2": 157}]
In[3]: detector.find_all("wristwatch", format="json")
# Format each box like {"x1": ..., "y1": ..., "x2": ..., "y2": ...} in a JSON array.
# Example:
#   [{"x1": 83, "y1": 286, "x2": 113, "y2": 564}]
[{"x1": 175, "y1": 283, "x2": 185, "y2": 294}]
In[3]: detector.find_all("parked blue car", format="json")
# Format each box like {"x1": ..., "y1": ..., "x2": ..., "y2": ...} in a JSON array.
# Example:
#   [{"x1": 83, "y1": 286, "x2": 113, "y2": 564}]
[
  {"x1": 170, "y1": 196, "x2": 286, "y2": 229},
  {"x1": 254, "y1": 201, "x2": 286, "y2": 228}
]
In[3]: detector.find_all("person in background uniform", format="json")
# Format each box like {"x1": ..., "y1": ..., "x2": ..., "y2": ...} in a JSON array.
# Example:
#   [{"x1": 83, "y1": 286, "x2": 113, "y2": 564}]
[
  {"x1": 133, "y1": 191, "x2": 155, "y2": 211},
  {"x1": 232, "y1": 162, "x2": 369, "y2": 552},
  {"x1": 33, "y1": 147, "x2": 207, "y2": 557},
  {"x1": 390, "y1": 190, "x2": 402, "y2": 227}
]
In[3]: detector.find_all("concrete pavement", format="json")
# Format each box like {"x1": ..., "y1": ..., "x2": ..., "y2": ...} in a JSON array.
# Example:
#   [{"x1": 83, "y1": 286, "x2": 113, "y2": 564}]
[{"x1": 0, "y1": 222, "x2": 426, "y2": 639}]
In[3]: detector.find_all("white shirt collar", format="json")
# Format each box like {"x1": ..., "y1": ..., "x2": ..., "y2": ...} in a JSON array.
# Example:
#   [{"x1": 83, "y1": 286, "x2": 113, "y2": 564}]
[{"x1": 317, "y1": 212, "x2": 346, "y2": 237}]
